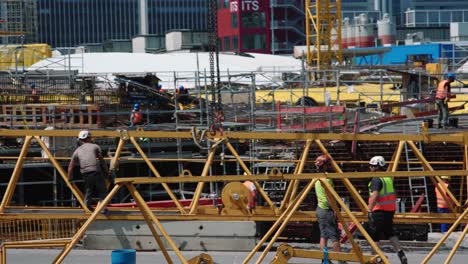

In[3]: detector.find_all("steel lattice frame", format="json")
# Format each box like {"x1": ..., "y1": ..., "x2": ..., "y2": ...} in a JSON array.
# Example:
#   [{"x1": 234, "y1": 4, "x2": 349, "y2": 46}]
[
  {"x1": 305, "y1": 0, "x2": 343, "y2": 69},
  {"x1": 0, "y1": 129, "x2": 468, "y2": 263}
]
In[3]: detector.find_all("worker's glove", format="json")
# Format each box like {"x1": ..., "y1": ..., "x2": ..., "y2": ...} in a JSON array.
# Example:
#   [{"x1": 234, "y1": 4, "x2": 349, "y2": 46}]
[{"x1": 444, "y1": 98, "x2": 449, "y2": 104}]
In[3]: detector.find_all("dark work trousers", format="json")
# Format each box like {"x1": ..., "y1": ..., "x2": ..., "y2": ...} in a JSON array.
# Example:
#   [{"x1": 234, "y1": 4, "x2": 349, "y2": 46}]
[
  {"x1": 82, "y1": 171, "x2": 107, "y2": 208},
  {"x1": 435, "y1": 99, "x2": 449, "y2": 128}
]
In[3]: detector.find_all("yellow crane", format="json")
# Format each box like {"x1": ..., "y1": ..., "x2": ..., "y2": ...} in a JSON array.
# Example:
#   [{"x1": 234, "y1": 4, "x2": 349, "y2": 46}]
[{"x1": 305, "y1": 0, "x2": 343, "y2": 69}]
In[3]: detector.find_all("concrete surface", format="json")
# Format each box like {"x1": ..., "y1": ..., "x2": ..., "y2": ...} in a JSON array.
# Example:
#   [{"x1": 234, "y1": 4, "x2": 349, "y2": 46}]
[
  {"x1": 428, "y1": 231, "x2": 468, "y2": 249},
  {"x1": 4, "y1": 248, "x2": 468, "y2": 264}
]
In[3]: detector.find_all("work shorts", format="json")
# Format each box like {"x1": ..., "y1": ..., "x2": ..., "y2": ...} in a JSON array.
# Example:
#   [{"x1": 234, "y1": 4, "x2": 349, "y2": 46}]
[{"x1": 316, "y1": 207, "x2": 340, "y2": 241}]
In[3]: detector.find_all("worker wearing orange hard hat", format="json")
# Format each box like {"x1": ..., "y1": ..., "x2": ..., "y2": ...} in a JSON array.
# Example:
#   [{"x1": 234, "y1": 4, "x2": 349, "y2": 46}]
[{"x1": 314, "y1": 155, "x2": 347, "y2": 264}]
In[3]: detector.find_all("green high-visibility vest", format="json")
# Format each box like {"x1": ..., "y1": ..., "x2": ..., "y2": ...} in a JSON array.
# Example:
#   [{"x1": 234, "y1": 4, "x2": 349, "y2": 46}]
[{"x1": 315, "y1": 179, "x2": 334, "y2": 210}]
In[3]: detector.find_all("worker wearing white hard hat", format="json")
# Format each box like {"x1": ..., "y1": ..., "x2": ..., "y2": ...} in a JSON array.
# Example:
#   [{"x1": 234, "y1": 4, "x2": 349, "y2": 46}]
[
  {"x1": 368, "y1": 156, "x2": 407, "y2": 264},
  {"x1": 68, "y1": 130, "x2": 109, "y2": 214}
]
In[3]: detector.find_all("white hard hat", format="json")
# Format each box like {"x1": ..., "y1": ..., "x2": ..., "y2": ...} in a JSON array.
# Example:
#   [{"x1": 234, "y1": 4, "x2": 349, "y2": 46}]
[
  {"x1": 78, "y1": 130, "x2": 91, "y2": 140},
  {"x1": 369, "y1": 156, "x2": 385, "y2": 167}
]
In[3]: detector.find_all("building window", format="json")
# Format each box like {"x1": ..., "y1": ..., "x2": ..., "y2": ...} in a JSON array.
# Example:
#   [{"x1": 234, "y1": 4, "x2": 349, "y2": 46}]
[
  {"x1": 241, "y1": 34, "x2": 265, "y2": 50},
  {"x1": 231, "y1": 13, "x2": 238, "y2": 28},
  {"x1": 232, "y1": 36, "x2": 238, "y2": 50},
  {"x1": 241, "y1": 12, "x2": 266, "y2": 28},
  {"x1": 224, "y1": 36, "x2": 230, "y2": 51}
]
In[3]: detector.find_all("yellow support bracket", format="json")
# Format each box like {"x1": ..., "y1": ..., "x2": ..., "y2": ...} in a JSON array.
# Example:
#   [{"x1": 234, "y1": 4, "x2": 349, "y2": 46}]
[{"x1": 270, "y1": 244, "x2": 382, "y2": 264}]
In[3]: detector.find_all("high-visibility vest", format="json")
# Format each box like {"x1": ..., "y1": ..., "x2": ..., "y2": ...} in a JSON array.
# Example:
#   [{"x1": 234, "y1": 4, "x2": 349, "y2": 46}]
[
  {"x1": 315, "y1": 179, "x2": 334, "y2": 210},
  {"x1": 435, "y1": 182, "x2": 449, "y2": 209},
  {"x1": 435, "y1": 80, "x2": 450, "y2": 99},
  {"x1": 243, "y1": 181, "x2": 257, "y2": 207},
  {"x1": 132, "y1": 110, "x2": 143, "y2": 124},
  {"x1": 369, "y1": 177, "x2": 396, "y2": 212}
]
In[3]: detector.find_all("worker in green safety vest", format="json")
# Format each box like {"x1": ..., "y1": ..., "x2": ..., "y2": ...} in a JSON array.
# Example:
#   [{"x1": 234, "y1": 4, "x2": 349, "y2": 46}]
[
  {"x1": 314, "y1": 155, "x2": 347, "y2": 264},
  {"x1": 368, "y1": 156, "x2": 407, "y2": 264}
]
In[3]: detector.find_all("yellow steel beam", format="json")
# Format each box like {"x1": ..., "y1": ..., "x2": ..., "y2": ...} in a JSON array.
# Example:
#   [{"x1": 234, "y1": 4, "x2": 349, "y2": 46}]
[
  {"x1": 115, "y1": 169, "x2": 468, "y2": 184},
  {"x1": 315, "y1": 139, "x2": 367, "y2": 212},
  {"x1": 1, "y1": 210, "x2": 466, "y2": 224},
  {"x1": 34, "y1": 136, "x2": 88, "y2": 212},
  {"x1": 319, "y1": 178, "x2": 390, "y2": 264},
  {"x1": 324, "y1": 179, "x2": 366, "y2": 264},
  {"x1": 53, "y1": 184, "x2": 122, "y2": 263},
  {"x1": 407, "y1": 140, "x2": 461, "y2": 210},
  {"x1": 0, "y1": 129, "x2": 466, "y2": 143},
  {"x1": 271, "y1": 244, "x2": 380, "y2": 264},
  {"x1": 464, "y1": 145, "x2": 468, "y2": 205},
  {"x1": 0, "y1": 136, "x2": 32, "y2": 213},
  {"x1": 421, "y1": 206, "x2": 468, "y2": 264},
  {"x1": 243, "y1": 179, "x2": 317, "y2": 264},
  {"x1": 225, "y1": 141, "x2": 278, "y2": 214},
  {"x1": 127, "y1": 183, "x2": 188, "y2": 264},
  {"x1": 129, "y1": 136, "x2": 186, "y2": 214},
  {"x1": 285, "y1": 139, "x2": 312, "y2": 210},
  {"x1": 189, "y1": 146, "x2": 217, "y2": 214}
]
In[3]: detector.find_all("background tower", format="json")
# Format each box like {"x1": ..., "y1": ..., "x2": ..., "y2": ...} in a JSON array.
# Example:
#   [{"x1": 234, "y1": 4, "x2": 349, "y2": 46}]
[{"x1": 305, "y1": 0, "x2": 343, "y2": 69}]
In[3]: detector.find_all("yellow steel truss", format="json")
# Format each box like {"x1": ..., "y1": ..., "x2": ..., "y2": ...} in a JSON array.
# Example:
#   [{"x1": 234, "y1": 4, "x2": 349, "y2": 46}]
[
  {"x1": 305, "y1": 0, "x2": 343, "y2": 69},
  {"x1": 0, "y1": 129, "x2": 467, "y2": 263}
]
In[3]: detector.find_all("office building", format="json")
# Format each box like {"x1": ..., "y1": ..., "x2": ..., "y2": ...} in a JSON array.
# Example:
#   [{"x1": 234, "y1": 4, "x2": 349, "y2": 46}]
[{"x1": 37, "y1": 0, "x2": 208, "y2": 48}]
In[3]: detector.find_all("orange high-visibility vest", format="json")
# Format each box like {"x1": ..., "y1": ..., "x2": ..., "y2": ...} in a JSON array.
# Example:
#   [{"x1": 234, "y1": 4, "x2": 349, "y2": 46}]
[
  {"x1": 369, "y1": 177, "x2": 396, "y2": 212},
  {"x1": 132, "y1": 110, "x2": 143, "y2": 124},
  {"x1": 436, "y1": 182, "x2": 449, "y2": 209},
  {"x1": 435, "y1": 80, "x2": 450, "y2": 99},
  {"x1": 243, "y1": 181, "x2": 257, "y2": 208}
]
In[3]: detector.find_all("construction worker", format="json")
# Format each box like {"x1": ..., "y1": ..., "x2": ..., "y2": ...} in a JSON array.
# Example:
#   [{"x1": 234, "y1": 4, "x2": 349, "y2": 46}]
[
  {"x1": 436, "y1": 176, "x2": 452, "y2": 232},
  {"x1": 29, "y1": 83, "x2": 39, "y2": 103},
  {"x1": 314, "y1": 155, "x2": 347, "y2": 264},
  {"x1": 435, "y1": 73, "x2": 455, "y2": 129},
  {"x1": 68, "y1": 130, "x2": 109, "y2": 214},
  {"x1": 176, "y1": 85, "x2": 188, "y2": 95},
  {"x1": 130, "y1": 103, "x2": 143, "y2": 127},
  {"x1": 368, "y1": 156, "x2": 407, "y2": 264},
  {"x1": 243, "y1": 180, "x2": 257, "y2": 210},
  {"x1": 156, "y1": 84, "x2": 164, "y2": 93}
]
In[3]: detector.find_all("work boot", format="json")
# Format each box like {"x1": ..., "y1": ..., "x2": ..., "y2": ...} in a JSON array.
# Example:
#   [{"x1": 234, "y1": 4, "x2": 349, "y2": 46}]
[{"x1": 398, "y1": 250, "x2": 408, "y2": 264}]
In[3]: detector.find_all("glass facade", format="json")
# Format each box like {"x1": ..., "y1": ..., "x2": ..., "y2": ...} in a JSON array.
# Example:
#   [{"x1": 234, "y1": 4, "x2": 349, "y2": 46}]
[
  {"x1": 241, "y1": 12, "x2": 266, "y2": 28},
  {"x1": 37, "y1": 0, "x2": 208, "y2": 48},
  {"x1": 147, "y1": 0, "x2": 208, "y2": 36},
  {"x1": 411, "y1": 0, "x2": 468, "y2": 10},
  {"x1": 241, "y1": 34, "x2": 266, "y2": 50}
]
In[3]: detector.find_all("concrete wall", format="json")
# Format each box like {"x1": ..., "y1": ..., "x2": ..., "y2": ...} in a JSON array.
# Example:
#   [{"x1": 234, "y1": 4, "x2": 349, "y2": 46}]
[{"x1": 84, "y1": 220, "x2": 256, "y2": 251}]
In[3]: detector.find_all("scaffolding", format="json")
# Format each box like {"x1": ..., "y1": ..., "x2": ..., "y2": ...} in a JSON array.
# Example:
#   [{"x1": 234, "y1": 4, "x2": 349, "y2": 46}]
[{"x1": 0, "y1": 0, "x2": 37, "y2": 44}]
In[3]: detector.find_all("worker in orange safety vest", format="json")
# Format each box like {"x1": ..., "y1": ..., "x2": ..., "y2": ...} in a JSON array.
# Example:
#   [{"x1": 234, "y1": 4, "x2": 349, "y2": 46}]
[
  {"x1": 435, "y1": 73, "x2": 455, "y2": 129},
  {"x1": 130, "y1": 103, "x2": 143, "y2": 127},
  {"x1": 368, "y1": 156, "x2": 407, "y2": 264},
  {"x1": 435, "y1": 176, "x2": 452, "y2": 232},
  {"x1": 243, "y1": 180, "x2": 257, "y2": 210}
]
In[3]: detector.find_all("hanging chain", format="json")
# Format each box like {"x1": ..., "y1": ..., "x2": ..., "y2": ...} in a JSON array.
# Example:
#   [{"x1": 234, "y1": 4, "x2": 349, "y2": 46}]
[
  {"x1": 208, "y1": 0, "x2": 216, "y2": 131},
  {"x1": 208, "y1": 0, "x2": 223, "y2": 135}
]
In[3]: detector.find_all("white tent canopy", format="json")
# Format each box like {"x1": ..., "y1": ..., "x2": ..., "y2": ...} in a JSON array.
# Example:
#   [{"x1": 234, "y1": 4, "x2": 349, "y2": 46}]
[{"x1": 28, "y1": 52, "x2": 303, "y2": 88}]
